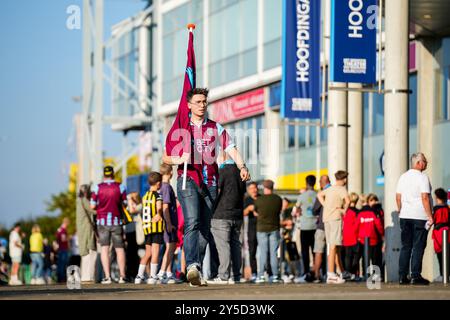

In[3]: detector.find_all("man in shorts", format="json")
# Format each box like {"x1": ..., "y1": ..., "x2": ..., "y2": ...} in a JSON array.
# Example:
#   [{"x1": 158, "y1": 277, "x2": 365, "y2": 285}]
[
  {"x1": 311, "y1": 175, "x2": 331, "y2": 283},
  {"x1": 91, "y1": 166, "x2": 127, "y2": 284},
  {"x1": 317, "y1": 171, "x2": 350, "y2": 284}
]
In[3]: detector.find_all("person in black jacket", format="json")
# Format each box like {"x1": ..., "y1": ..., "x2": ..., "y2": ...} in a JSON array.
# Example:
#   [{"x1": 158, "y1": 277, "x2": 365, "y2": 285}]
[{"x1": 208, "y1": 153, "x2": 247, "y2": 284}]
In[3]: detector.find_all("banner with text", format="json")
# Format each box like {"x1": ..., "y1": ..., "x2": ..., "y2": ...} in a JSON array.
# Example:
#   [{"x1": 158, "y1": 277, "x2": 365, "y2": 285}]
[
  {"x1": 281, "y1": 0, "x2": 321, "y2": 119},
  {"x1": 330, "y1": 0, "x2": 377, "y2": 84}
]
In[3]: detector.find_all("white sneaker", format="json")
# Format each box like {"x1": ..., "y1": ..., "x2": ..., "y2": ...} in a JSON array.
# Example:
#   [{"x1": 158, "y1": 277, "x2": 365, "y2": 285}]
[
  {"x1": 101, "y1": 277, "x2": 112, "y2": 285},
  {"x1": 239, "y1": 277, "x2": 248, "y2": 283},
  {"x1": 166, "y1": 275, "x2": 182, "y2": 284},
  {"x1": 207, "y1": 277, "x2": 229, "y2": 285},
  {"x1": 270, "y1": 276, "x2": 281, "y2": 284},
  {"x1": 326, "y1": 274, "x2": 345, "y2": 284},
  {"x1": 228, "y1": 278, "x2": 236, "y2": 285},
  {"x1": 187, "y1": 266, "x2": 201, "y2": 286},
  {"x1": 294, "y1": 276, "x2": 306, "y2": 284},
  {"x1": 134, "y1": 275, "x2": 145, "y2": 284},
  {"x1": 282, "y1": 275, "x2": 292, "y2": 284},
  {"x1": 147, "y1": 276, "x2": 159, "y2": 285},
  {"x1": 254, "y1": 276, "x2": 266, "y2": 284},
  {"x1": 9, "y1": 278, "x2": 23, "y2": 286},
  {"x1": 30, "y1": 278, "x2": 36, "y2": 285},
  {"x1": 118, "y1": 277, "x2": 126, "y2": 284},
  {"x1": 36, "y1": 278, "x2": 46, "y2": 285}
]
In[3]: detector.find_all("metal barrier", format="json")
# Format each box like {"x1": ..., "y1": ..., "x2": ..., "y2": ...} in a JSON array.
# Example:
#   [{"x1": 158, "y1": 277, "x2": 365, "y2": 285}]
[
  {"x1": 443, "y1": 229, "x2": 448, "y2": 285},
  {"x1": 364, "y1": 237, "x2": 370, "y2": 279}
]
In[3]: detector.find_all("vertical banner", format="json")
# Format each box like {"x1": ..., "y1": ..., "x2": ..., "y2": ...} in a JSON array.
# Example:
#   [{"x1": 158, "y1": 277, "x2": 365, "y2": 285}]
[
  {"x1": 281, "y1": 0, "x2": 321, "y2": 119},
  {"x1": 330, "y1": 0, "x2": 377, "y2": 84}
]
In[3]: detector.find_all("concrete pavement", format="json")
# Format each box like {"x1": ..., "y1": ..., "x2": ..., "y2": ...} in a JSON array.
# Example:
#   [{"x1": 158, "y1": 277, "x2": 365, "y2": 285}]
[{"x1": 1, "y1": 282, "x2": 450, "y2": 300}]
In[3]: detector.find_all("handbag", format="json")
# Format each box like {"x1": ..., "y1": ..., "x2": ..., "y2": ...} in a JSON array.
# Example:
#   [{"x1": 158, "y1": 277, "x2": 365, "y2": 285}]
[{"x1": 135, "y1": 214, "x2": 145, "y2": 245}]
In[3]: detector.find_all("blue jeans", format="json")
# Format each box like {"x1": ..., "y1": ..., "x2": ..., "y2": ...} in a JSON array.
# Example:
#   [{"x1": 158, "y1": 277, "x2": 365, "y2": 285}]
[
  {"x1": 399, "y1": 218, "x2": 428, "y2": 279},
  {"x1": 177, "y1": 177, "x2": 217, "y2": 272},
  {"x1": 57, "y1": 250, "x2": 68, "y2": 282},
  {"x1": 257, "y1": 230, "x2": 280, "y2": 278},
  {"x1": 31, "y1": 253, "x2": 44, "y2": 278}
]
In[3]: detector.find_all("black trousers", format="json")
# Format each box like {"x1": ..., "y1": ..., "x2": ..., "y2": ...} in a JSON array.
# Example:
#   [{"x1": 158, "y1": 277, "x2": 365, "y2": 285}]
[
  {"x1": 125, "y1": 231, "x2": 139, "y2": 279},
  {"x1": 399, "y1": 218, "x2": 428, "y2": 279},
  {"x1": 300, "y1": 230, "x2": 315, "y2": 274},
  {"x1": 344, "y1": 245, "x2": 360, "y2": 275},
  {"x1": 247, "y1": 218, "x2": 258, "y2": 275}
]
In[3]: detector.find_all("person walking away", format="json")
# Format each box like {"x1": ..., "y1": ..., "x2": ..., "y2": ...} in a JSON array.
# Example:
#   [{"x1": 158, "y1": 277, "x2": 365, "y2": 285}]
[
  {"x1": 208, "y1": 154, "x2": 246, "y2": 284},
  {"x1": 317, "y1": 171, "x2": 350, "y2": 284},
  {"x1": 292, "y1": 175, "x2": 318, "y2": 281},
  {"x1": 254, "y1": 180, "x2": 283, "y2": 283},
  {"x1": 135, "y1": 172, "x2": 164, "y2": 284},
  {"x1": 158, "y1": 164, "x2": 181, "y2": 284},
  {"x1": 311, "y1": 175, "x2": 331, "y2": 283},
  {"x1": 9, "y1": 224, "x2": 23, "y2": 286},
  {"x1": 342, "y1": 193, "x2": 359, "y2": 280},
  {"x1": 90, "y1": 166, "x2": 128, "y2": 284},
  {"x1": 56, "y1": 218, "x2": 70, "y2": 283},
  {"x1": 76, "y1": 184, "x2": 98, "y2": 283},
  {"x1": 243, "y1": 182, "x2": 260, "y2": 282},
  {"x1": 163, "y1": 88, "x2": 250, "y2": 287},
  {"x1": 431, "y1": 188, "x2": 449, "y2": 281},
  {"x1": 29, "y1": 225, "x2": 45, "y2": 285},
  {"x1": 396, "y1": 152, "x2": 433, "y2": 285},
  {"x1": 356, "y1": 195, "x2": 384, "y2": 280}
]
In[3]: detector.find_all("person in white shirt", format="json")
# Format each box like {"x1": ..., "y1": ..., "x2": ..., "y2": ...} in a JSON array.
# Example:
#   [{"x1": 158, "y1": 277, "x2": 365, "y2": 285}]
[
  {"x1": 396, "y1": 152, "x2": 433, "y2": 285},
  {"x1": 9, "y1": 224, "x2": 23, "y2": 286}
]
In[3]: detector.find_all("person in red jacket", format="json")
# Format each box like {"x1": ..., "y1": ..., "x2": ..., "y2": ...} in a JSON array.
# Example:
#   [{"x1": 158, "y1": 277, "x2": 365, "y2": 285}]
[
  {"x1": 432, "y1": 188, "x2": 450, "y2": 280},
  {"x1": 368, "y1": 193, "x2": 385, "y2": 278},
  {"x1": 356, "y1": 195, "x2": 384, "y2": 275},
  {"x1": 342, "y1": 193, "x2": 360, "y2": 280}
]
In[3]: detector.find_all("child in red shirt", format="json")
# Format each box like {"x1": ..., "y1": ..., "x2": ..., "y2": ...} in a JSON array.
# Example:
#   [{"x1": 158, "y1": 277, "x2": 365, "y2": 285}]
[
  {"x1": 432, "y1": 188, "x2": 450, "y2": 278},
  {"x1": 368, "y1": 193, "x2": 384, "y2": 277},
  {"x1": 357, "y1": 195, "x2": 384, "y2": 274},
  {"x1": 342, "y1": 193, "x2": 360, "y2": 280}
]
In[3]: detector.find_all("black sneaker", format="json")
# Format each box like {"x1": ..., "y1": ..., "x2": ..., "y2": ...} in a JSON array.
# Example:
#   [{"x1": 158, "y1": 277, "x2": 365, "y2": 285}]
[
  {"x1": 411, "y1": 276, "x2": 430, "y2": 285},
  {"x1": 399, "y1": 276, "x2": 410, "y2": 285}
]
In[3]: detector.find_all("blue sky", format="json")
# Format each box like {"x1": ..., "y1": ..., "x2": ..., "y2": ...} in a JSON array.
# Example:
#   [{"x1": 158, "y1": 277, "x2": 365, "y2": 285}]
[{"x1": 0, "y1": 0, "x2": 145, "y2": 228}]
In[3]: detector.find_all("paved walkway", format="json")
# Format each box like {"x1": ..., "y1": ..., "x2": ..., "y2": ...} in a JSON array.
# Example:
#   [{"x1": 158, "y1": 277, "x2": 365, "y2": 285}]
[{"x1": 1, "y1": 282, "x2": 450, "y2": 300}]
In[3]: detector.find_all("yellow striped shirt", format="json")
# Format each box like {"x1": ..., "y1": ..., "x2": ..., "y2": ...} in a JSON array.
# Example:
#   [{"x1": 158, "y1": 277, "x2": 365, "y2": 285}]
[{"x1": 142, "y1": 191, "x2": 164, "y2": 235}]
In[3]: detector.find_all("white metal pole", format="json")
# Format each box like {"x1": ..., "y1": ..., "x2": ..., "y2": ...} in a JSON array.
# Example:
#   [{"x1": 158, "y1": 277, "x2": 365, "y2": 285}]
[{"x1": 93, "y1": 0, "x2": 104, "y2": 184}]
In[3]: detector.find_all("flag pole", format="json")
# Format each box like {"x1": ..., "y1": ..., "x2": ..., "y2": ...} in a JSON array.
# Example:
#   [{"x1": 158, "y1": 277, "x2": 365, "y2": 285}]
[{"x1": 182, "y1": 24, "x2": 196, "y2": 190}]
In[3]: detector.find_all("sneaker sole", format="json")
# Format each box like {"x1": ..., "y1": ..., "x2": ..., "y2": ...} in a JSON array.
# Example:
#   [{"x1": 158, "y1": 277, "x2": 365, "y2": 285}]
[{"x1": 187, "y1": 269, "x2": 201, "y2": 286}]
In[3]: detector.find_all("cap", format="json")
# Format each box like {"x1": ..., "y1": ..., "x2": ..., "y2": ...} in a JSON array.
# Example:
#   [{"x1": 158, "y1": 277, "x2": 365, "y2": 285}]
[{"x1": 104, "y1": 166, "x2": 114, "y2": 176}]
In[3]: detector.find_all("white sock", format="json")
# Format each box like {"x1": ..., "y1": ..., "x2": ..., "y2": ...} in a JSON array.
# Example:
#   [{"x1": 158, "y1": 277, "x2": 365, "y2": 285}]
[
  {"x1": 150, "y1": 264, "x2": 158, "y2": 278},
  {"x1": 137, "y1": 264, "x2": 146, "y2": 278},
  {"x1": 327, "y1": 272, "x2": 336, "y2": 278},
  {"x1": 166, "y1": 271, "x2": 173, "y2": 278}
]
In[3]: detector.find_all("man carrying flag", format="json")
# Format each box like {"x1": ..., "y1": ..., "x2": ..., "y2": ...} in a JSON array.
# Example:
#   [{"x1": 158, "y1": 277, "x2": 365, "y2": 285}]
[{"x1": 163, "y1": 24, "x2": 250, "y2": 287}]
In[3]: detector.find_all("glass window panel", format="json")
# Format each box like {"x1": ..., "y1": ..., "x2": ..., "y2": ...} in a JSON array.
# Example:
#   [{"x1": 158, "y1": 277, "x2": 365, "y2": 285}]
[
  {"x1": 256, "y1": 116, "x2": 262, "y2": 155},
  {"x1": 209, "y1": 0, "x2": 257, "y2": 87},
  {"x1": 298, "y1": 126, "x2": 306, "y2": 148},
  {"x1": 373, "y1": 93, "x2": 384, "y2": 135},
  {"x1": 310, "y1": 123, "x2": 317, "y2": 146},
  {"x1": 288, "y1": 125, "x2": 295, "y2": 149},
  {"x1": 409, "y1": 73, "x2": 417, "y2": 126},
  {"x1": 363, "y1": 93, "x2": 369, "y2": 136}
]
